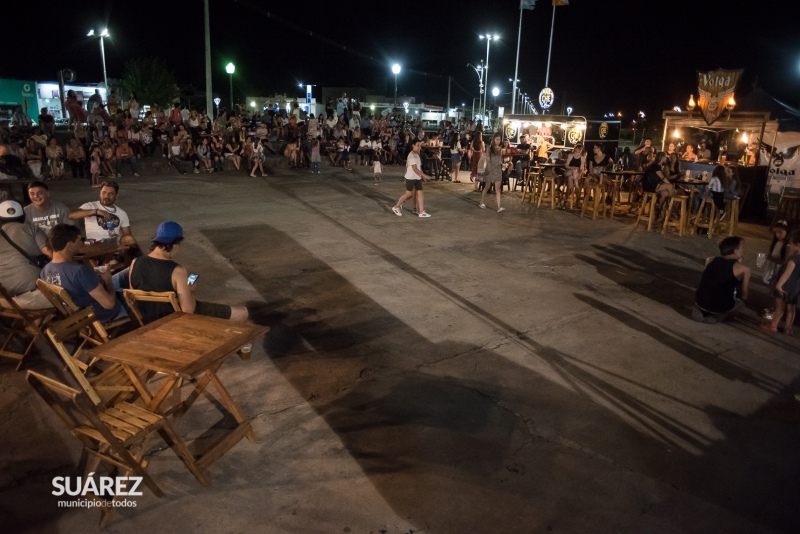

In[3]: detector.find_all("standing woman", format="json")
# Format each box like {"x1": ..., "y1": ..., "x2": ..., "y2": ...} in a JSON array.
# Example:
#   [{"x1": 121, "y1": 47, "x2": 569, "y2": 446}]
[
  {"x1": 469, "y1": 131, "x2": 484, "y2": 186},
  {"x1": 480, "y1": 133, "x2": 505, "y2": 212},
  {"x1": 449, "y1": 131, "x2": 462, "y2": 182},
  {"x1": 126, "y1": 92, "x2": 140, "y2": 124}
]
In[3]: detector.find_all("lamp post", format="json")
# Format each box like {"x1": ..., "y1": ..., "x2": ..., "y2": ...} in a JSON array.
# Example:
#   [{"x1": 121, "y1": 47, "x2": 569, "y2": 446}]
[
  {"x1": 225, "y1": 62, "x2": 235, "y2": 110},
  {"x1": 467, "y1": 62, "x2": 485, "y2": 120},
  {"x1": 391, "y1": 64, "x2": 401, "y2": 106},
  {"x1": 479, "y1": 34, "x2": 498, "y2": 121},
  {"x1": 86, "y1": 28, "x2": 109, "y2": 89}
]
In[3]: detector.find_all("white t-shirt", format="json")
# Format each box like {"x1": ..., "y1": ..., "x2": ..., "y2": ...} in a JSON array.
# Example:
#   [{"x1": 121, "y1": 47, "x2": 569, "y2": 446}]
[
  {"x1": 405, "y1": 153, "x2": 421, "y2": 181},
  {"x1": 373, "y1": 161, "x2": 382, "y2": 174},
  {"x1": 79, "y1": 201, "x2": 131, "y2": 243}
]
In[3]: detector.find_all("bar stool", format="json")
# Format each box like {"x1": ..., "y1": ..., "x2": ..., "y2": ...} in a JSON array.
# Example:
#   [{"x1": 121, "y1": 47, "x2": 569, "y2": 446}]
[
  {"x1": 537, "y1": 175, "x2": 558, "y2": 209},
  {"x1": 717, "y1": 197, "x2": 740, "y2": 236},
  {"x1": 634, "y1": 192, "x2": 658, "y2": 231},
  {"x1": 522, "y1": 167, "x2": 541, "y2": 203},
  {"x1": 581, "y1": 181, "x2": 607, "y2": 220},
  {"x1": 772, "y1": 194, "x2": 800, "y2": 226},
  {"x1": 661, "y1": 196, "x2": 689, "y2": 237},
  {"x1": 692, "y1": 197, "x2": 719, "y2": 237}
]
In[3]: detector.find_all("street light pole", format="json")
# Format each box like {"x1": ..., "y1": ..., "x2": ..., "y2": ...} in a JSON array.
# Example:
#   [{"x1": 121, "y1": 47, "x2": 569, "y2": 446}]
[
  {"x1": 225, "y1": 62, "x2": 235, "y2": 110},
  {"x1": 87, "y1": 29, "x2": 109, "y2": 89},
  {"x1": 479, "y1": 34, "x2": 498, "y2": 122},
  {"x1": 392, "y1": 64, "x2": 401, "y2": 106}
]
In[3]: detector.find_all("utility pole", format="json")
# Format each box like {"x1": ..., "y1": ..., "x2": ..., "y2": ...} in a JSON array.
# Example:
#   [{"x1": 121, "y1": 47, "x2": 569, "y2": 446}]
[{"x1": 204, "y1": 0, "x2": 213, "y2": 117}]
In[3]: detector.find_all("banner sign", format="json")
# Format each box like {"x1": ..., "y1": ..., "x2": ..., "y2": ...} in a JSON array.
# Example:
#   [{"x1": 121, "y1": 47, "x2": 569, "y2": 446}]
[{"x1": 696, "y1": 68, "x2": 743, "y2": 126}]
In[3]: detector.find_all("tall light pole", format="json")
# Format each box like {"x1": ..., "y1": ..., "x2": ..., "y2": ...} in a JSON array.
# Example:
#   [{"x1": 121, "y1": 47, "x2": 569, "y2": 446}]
[
  {"x1": 87, "y1": 29, "x2": 109, "y2": 89},
  {"x1": 225, "y1": 62, "x2": 235, "y2": 110},
  {"x1": 479, "y1": 34, "x2": 498, "y2": 122},
  {"x1": 466, "y1": 62, "x2": 484, "y2": 120},
  {"x1": 391, "y1": 63, "x2": 401, "y2": 106}
]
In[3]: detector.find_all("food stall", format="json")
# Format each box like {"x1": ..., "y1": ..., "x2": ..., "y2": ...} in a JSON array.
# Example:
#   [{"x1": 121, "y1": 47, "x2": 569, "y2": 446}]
[
  {"x1": 661, "y1": 110, "x2": 777, "y2": 219},
  {"x1": 501, "y1": 114, "x2": 587, "y2": 151}
]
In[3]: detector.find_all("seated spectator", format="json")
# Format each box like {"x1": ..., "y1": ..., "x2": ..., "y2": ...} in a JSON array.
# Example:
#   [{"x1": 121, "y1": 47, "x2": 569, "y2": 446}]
[
  {"x1": 692, "y1": 236, "x2": 750, "y2": 323},
  {"x1": 681, "y1": 144, "x2": 697, "y2": 161},
  {"x1": 44, "y1": 137, "x2": 64, "y2": 180},
  {"x1": 24, "y1": 181, "x2": 75, "y2": 234},
  {"x1": 0, "y1": 200, "x2": 51, "y2": 309},
  {"x1": 224, "y1": 135, "x2": 242, "y2": 171},
  {"x1": 128, "y1": 221, "x2": 248, "y2": 323},
  {"x1": 66, "y1": 139, "x2": 87, "y2": 180},
  {"x1": 69, "y1": 180, "x2": 139, "y2": 252},
  {"x1": 11, "y1": 106, "x2": 33, "y2": 132},
  {"x1": 115, "y1": 139, "x2": 140, "y2": 177},
  {"x1": 40, "y1": 224, "x2": 126, "y2": 323}
]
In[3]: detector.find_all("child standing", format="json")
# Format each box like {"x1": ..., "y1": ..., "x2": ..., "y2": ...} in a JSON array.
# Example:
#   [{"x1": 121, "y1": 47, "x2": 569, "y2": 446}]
[
  {"x1": 89, "y1": 147, "x2": 101, "y2": 187},
  {"x1": 762, "y1": 230, "x2": 800, "y2": 335},
  {"x1": 310, "y1": 139, "x2": 321, "y2": 174},
  {"x1": 372, "y1": 158, "x2": 382, "y2": 185}
]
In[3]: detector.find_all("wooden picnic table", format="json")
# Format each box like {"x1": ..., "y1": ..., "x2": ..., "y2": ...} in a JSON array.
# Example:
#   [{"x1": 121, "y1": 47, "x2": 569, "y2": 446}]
[{"x1": 85, "y1": 312, "x2": 269, "y2": 481}]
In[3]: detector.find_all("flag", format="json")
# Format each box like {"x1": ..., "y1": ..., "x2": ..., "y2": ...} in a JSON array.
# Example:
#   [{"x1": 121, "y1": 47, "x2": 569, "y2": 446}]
[
  {"x1": 553, "y1": 0, "x2": 569, "y2": 5},
  {"x1": 521, "y1": 0, "x2": 537, "y2": 9}
]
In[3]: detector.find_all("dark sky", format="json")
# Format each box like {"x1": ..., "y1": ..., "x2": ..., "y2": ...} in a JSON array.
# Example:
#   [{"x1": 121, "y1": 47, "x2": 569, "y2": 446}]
[{"x1": 8, "y1": 0, "x2": 799, "y2": 119}]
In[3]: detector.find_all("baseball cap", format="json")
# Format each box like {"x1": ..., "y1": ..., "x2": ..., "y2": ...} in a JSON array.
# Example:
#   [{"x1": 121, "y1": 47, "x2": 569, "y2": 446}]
[
  {"x1": 153, "y1": 221, "x2": 183, "y2": 244},
  {"x1": 0, "y1": 200, "x2": 23, "y2": 220}
]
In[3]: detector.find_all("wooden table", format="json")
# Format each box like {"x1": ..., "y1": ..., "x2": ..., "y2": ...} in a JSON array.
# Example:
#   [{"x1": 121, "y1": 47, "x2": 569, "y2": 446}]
[
  {"x1": 675, "y1": 179, "x2": 708, "y2": 213},
  {"x1": 76, "y1": 241, "x2": 128, "y2": 262},
  {"x1": 85, "y1": 312, "x2": 269, "y2": 482}
]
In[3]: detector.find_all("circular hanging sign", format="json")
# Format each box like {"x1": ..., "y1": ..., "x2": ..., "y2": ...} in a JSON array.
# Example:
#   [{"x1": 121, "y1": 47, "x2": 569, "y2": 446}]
[
  {"x1": 567, "y1": 128, "x2": 582, "y2": 145},
  {"x1": 539, "y1": 88, "x2": 554, "y2": 109},
  {"x1": 505, "y1": 123, "x2": 517, "y2": 140},
  {"x1": 599, "y1": 122, "x2": 609, "y2": 139}
]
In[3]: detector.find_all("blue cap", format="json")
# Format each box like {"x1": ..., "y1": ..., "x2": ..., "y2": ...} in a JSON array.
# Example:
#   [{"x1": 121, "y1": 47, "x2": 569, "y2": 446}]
[{"x1": 153, "y1": 221, "x2": 183, "y2": 244}]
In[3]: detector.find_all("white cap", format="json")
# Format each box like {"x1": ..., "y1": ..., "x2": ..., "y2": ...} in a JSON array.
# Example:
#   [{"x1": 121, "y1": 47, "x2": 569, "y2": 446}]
[{"x1": 0, "y1": 200, "x2": 23, "y2": 219}]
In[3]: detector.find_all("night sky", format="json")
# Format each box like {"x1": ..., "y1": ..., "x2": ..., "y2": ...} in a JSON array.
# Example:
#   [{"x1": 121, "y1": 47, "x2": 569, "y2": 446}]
[{"x1": 8, "y1": 0, "x2": 799, "y2": 118}]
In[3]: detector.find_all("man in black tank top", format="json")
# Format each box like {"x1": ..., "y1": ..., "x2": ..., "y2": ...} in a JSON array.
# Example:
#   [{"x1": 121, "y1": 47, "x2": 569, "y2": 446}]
[
  {"x1": 692, "y1": 236, "x2": 751, "y2": 323},
  {"x1": 129, "y1": 221, "x2": 249, "y2": 325}
]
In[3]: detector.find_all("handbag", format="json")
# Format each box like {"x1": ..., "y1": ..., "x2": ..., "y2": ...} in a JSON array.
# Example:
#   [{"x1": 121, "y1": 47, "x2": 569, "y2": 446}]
[{"x1": 0, "y1": 227, "x2": 49, "y2": 268}]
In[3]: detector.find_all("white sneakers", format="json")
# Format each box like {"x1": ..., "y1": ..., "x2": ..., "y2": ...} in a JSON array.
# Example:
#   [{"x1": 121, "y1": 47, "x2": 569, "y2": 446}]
[{"x1": 392, "y1": 206, "x2": 402, "y2": 216}]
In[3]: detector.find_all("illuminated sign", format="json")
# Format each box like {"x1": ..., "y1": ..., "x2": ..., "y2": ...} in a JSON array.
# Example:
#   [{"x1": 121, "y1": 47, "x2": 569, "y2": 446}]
[{"x1": 538, "y1": 88, "x2": 554, "y2": 109}]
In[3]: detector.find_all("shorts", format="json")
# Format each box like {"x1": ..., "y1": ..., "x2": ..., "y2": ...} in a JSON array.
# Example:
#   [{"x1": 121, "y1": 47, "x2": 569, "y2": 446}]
[
  {"x1": 194, "y1": 300, "x2": 232, "y2": 319},
  {"x1": 405, "y1": 179, "x2": 422, "y2": 191},
  {"x1": 451, "y1": 153, "x2": 462, "y2": 164},
  {"x1": 342, "y1": 151, "x2": 350, "y2": 161}
]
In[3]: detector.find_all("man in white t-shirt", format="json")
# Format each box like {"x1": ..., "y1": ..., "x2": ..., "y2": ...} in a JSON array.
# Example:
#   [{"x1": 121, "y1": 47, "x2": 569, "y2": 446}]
[
  {"x1": 391, "y1": 139, "x2": 432, "y2": 218},
  {"x1": 68, "y1": 181, "x2": 138, "y2": 249}
]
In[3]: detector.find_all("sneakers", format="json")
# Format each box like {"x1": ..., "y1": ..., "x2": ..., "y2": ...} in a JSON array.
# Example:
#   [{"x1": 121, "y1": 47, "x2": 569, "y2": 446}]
[
  {"x1": 418, "y1": 211, "x2": 431, "y2": 218},
  {"x1": 412, "y1": 208, "x2": 418, "y2": 215},
  {"x1": 194, "y1": 168, "x2": 200, "y2": 174},
  {"x1": 391, "y1": 206, "x2": 402, "y2": 217},
  {"x1": 479, "y1": 204, "x2": 486, "y2": 209},
  {"x1": 498, "y1": 207, "x2": 505, "y2": 213},
  {"x1": 133, "y1": 172, "x2": 140, "y2": 177}
]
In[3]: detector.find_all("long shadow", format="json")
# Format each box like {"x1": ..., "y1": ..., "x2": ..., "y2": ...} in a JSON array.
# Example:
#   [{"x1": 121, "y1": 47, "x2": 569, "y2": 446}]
[{"x1": 202, "y1": 223, "x2": 800, "y2": 532}]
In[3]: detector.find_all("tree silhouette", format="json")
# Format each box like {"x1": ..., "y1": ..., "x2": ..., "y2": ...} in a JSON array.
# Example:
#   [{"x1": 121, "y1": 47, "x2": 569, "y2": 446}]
[{"x1": 120, "y1": 57, "x2": 180, "y2": 109}]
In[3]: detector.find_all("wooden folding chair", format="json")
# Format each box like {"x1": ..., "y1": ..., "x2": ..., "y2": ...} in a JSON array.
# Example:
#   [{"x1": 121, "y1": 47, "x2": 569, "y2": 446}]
[
  {"x1": 36, "y1": 279, "x2": 130, "y2": 339},
  {"x1": 26, "y1": 371, "x2": 205, "y2": 528},
  {"x1": 0, "y1": 282, "x2": 56, "y2": 370},
  {"x1": 45, "y1": 307, "x2": 136, "y2": 407},
  {"x1": 122, "y1": 289, "x2": 181, "y2": 327}
]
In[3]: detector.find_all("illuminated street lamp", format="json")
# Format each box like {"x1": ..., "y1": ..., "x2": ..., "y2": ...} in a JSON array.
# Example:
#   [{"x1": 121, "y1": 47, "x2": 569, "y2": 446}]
[
  {"x1": 479, "y1": 34, "x2": 499, "y2": 120},
  {"x1": 213, "y1": 97, "x2": 221, "y2": 118},
  {"x1": 225, "y1": 62, "x2": 235, "y2": 109},
  {"x1": 86, "y1": 28, "x2": 110, "y2": 89},
  {"x1": 391, "y1": 64, "x2": 401, "y2": 106}
]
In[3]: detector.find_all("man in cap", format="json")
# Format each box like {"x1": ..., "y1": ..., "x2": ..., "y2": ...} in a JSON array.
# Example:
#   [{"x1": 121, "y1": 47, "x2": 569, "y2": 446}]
[
  {"x1": 0, "y1": 200, "x2": 51, "y2": 309},
  {"x1": 24, "y1": 180, "x2": 75, "y2": 234},
  {"x1": 127, "y1": 221, "x2": 248, "y2": 324}
]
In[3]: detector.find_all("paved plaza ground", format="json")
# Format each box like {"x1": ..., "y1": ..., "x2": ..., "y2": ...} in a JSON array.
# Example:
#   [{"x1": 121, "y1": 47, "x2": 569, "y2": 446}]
[{"x1": 1, "y1": 160, "x2": 799, "y2": 533}]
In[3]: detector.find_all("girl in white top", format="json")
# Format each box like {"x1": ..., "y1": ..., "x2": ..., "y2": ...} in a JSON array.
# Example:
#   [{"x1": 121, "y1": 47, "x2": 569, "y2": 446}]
[{"x1": 391, "y1": 139, "x2": 432, "y2": 218}]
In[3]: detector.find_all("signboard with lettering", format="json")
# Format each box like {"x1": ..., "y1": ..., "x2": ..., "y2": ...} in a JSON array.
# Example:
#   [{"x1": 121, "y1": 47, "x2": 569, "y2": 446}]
[{"x1": 696, "y1": 68, "x2": 743, "y2": 126}]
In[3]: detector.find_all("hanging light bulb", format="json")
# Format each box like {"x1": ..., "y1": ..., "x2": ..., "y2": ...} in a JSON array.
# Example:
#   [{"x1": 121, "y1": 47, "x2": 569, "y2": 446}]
[
  {"x1": 673, "y1": 128, "x2": 680, "y2": 138},
  {"x1": 687, "y1": 95, "x2": 696, "y2": 111},
  {"x1": 741, "y1": 132, "x2": 748, "y2": 143},
  {"x1": 727, "y1": 96, "x2": 736, "y2": 111}
]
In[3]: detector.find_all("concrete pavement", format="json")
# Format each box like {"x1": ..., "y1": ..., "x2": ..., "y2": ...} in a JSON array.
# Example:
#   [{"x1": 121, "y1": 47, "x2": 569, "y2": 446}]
[{"x1": 1, "y1": 160, "x2": 799, "y2": 533}]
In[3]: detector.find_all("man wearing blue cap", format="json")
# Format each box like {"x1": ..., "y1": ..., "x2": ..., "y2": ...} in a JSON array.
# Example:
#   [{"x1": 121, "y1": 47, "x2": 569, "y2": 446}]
[{"x1": 127, "y1": 221, "x2": 248, "y2": 324}]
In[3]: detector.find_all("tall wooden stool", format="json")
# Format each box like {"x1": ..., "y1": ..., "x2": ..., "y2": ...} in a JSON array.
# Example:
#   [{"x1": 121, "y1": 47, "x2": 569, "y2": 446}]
[
  {"x1": 692, "y1": 197, "x2": 719, "y2": 238},
  {"x1": 521, "y1": 167, "x2": 539, "y2": 203},
  {"x1": 661, "y1": 196, "x2": 689, "y2": 237},
  {"x1": 581, "y1": 181, "x2": 607, "y2": 220},
  {"x1": 537, "y1": 175, "x2": 557, "y2": 209},
  {"x1": 772, "y1": 194, "x2": 800, "y2": 226},
  {"x1": 718, "y1": 197, "x2": 740, "y2": 236},
  {"x1": 634, "y1": 192, "x2": 658, "y2": 231}
]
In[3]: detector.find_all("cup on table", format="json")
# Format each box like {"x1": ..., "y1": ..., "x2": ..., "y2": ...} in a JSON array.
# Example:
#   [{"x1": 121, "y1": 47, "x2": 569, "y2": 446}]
[{"x1": 756, "y1": 253, "x2": 766, "y2": 269}]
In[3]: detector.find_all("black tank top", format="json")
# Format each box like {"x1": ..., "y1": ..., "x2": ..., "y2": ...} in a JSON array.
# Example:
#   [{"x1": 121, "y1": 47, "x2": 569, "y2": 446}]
[
  {"x1": 695, "y1": 257, "x2": 738, "y2": 313},
  {"x1": 568, "y1": 153, "x2": 582, "y2": 167},
  {"x1": 130, "y1": 256, "x2": 179, "y2": 324}
]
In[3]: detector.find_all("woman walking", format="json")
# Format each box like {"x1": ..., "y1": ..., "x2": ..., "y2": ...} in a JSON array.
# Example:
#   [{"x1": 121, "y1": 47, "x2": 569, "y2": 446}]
[
  {"x1": 480, "y1": 133, "x2": 505, "y2": 212},
  {"x1": 469, "y1": 131, "x2": 484, "y2": 185}
]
